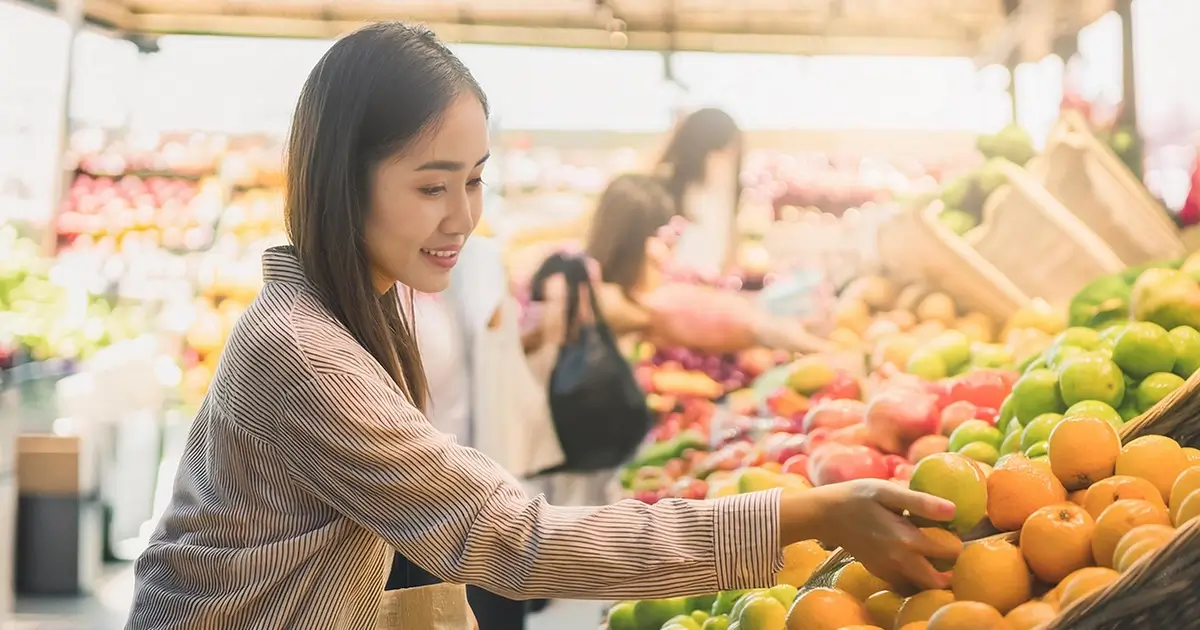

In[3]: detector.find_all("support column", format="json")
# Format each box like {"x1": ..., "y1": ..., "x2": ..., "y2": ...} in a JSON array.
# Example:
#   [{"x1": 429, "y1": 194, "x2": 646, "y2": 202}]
[
  {"x1": 1116, "y1": 0, "x2": 1143, "y2": 180},
  {"x1": 44, "y1": 0, "x2": 85, "y2": 255}
]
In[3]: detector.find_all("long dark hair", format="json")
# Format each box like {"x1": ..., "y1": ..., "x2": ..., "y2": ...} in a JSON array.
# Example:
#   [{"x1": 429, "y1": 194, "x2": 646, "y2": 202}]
[
  {"x1": 585, "y1": 174, "x2": 674, "y2": 295},
  {"x1": 657, "y1": 107, "x2": 743, "y2": 219},
  {"x1": 285, "y1": 22, "x2": 486, "y2": 410}
]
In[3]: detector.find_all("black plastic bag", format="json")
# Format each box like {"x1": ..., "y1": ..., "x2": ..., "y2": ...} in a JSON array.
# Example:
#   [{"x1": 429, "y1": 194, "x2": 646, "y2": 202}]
[{"x1": 529, "y1": 253, "x2": 653, "y2": 473}]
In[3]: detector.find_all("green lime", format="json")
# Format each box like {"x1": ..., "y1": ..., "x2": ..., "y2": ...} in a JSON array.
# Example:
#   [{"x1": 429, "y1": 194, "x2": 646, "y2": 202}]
[
  {"x1": 1000, "y1": 429, "x2": 1023, "y2": 455},
  {"x1": 1021, "y1": 354, "x2": 1047, "y2": 374},
  {"x1": 1021, "y1": 413, "x2": 1064, "y2": 452},
  {"x1": 927, "y1": 330, "x2": 972, "y2": 371},
  {"x1": 702, "y1": 615, "x2": 731, "y2": 630},
  {"x1": 729, "y1": 591, "x2": 766, "y2": 621},
  {"x1": 608, "y1": 602, "x2": 638, "y2": 630},
  {"x1": 906, "y1": 348, "x2": 948, "y2": 380},
  {"x1": 1135, "y1": 372, "x2": 1186, "y2": 412},
  {"x1": 908, "y1": 452, "x2": 988, "y2": 535},
  {"x1": 691, "y1": 610, "x2": 711, "y2": 624},
  {"x1": 1055, "y1": 327, "x2": 1102, "y2": 350},
  {"x1": 766, "y1": 584, "x2": 799, "y2": 607},
  {"x1": 710, "y1": 591, "x2": 747, "y2": 617},
  {"x1": 948, "y1": 419, "x2": 1004, "y2": 452},
  {"x1": 959, "y1": 441, "x2": 1000, "y2": 466},
  {"x1": 997, "y1": 396, "x2": 1017, "y2": 434},
  {"x1": 735, "y1": 595, "x2": 787, "y2": 630},
  {"x1": 1045, "y1": 344, "x2": 1088, "y2": 371},
  {"x1": 634, "y1": 598, "x2": 689, "y2": 629},
  {"x1": 1118, "y1": 399, "x2": 1141, "y2": 422},
  {"x1": 687, "y1": 594, "x2": 717, "y2": 614},
  {"x1": 1025, "y1": 440, "x2": 1049, "y2": 459},
  {"x1": 1058, "y1": 353, "x2": 1126, "y2": 408},
  {"x1": 1169, "y1": 325, "x2": 1200, "y2": 379},
  {"x1": 1011, "y1": 369, "x2": 1066, "y2": 421},
  {"x1": 1113, "y1": 322, "x2": 1176, "y2": 379},
  {"x1": 662, "y1": 614, "x2": 702, "y2": 630},
  {"x1": 1063, "y1": 400, "x2": 1124, "y2": 429}
]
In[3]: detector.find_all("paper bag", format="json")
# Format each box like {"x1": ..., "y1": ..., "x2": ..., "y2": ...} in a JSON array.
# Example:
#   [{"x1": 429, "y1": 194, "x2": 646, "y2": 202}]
[{"x1": 375, "y1": 583, "x2": 476, "y2": 630}]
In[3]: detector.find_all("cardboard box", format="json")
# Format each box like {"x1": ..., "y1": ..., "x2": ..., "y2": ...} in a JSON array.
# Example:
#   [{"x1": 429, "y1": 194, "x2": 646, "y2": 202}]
[{"x1": 17, "y1": 434, "x2": 97, "y2": 496}]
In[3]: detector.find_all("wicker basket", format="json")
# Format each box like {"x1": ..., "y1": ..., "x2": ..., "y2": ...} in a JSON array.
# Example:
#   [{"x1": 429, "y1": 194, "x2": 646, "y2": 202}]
[
  {"x1": 961, "y1": 160, "x2": 1126, "y2": 307},
  {"x1": 876, "y1": 203, "x2": 1028, "y2": 323},
  {"x1": 800, "y1": 368, "x2": 1200, "y2": 627},
  {"x1": 1027, "y1": 111, "x2": 1185, "y2": 267}
]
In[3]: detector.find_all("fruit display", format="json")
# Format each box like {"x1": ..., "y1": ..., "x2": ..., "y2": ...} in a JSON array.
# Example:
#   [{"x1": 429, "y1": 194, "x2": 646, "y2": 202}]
[{"x1": 934, "y1": 125, "x2": 1037, "y2": 236}]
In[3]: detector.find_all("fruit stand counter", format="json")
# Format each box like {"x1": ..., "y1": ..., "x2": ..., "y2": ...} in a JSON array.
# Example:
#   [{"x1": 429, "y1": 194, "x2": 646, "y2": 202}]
[{"x1": 606, "y1": 255, "x2": 1200, "y2": 630}]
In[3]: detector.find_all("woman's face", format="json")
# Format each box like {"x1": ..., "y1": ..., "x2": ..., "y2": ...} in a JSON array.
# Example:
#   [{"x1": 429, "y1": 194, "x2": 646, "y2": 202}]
[{"x1": 364, "y1": 93, "x2": 490, "y2": 294}]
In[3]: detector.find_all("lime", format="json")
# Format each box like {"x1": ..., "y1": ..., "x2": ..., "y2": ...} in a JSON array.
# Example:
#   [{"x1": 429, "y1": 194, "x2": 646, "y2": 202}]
[
  {"x1": 1169, "y1": 325, "x2": 1200, "y2": 379},
  {"x1": 1100, "y1": 323, "x2": 1128, "y2": 341},
  {"x1": 1055, "y1": 327, "x2": 1102, "y2": 350},
  {"x1": 1135, "y1": 372, "x2": 1186, "y2": 412},
  {"x1": 1113, "y1": 322, "x2": 1176, "y2": 379},
  {"x1": 1020, "y1": 413, "x2": 1064, "y2": 451},
  {"x1": 1021, "y1": 355, "x2": 1047, "y2": 374},
  {"x1": 1045, "y1": 344, "x2": 1087, "y2": 371},
  {"x1": 735, "y1": 595, "x2": 787, "y2": 630},
  {"x1": 662, "y1": 614, "x2": 702, "y2": 630},
  {"x1": 729, "y1": 591, "x2": 766, "y2": 621},
  {"x1": 908, "y1": 452, "x2": 988, "y2": 535},
  {"x1": 710, "y1": 591, "x2": 747, "y2": 617},
  {"x1": 948, "y1": 419, "x2": 1004, "y2": 452},
  {"x1": 1063, "y1": 400, "x2": 1124, "y2": 429},
  {"x1": 608, "y1": 602, "x2": 637, "y2": 630},
  {"x1": 906, "y1": 349, "x2": 948, "y2": 380},
  {"x1": 687, "y1": 594, "x2": 717, "y2": 614},
  {"x1": 927, "y1": 330, "x2": 972, "y2": 371},
  {"x1": 1058, "y1": 353, "x2": 1126, "y2": 408},
  {"x1": 691, "y1": 610, "x2": 711, "y2": 624},
  {"x1": 1000, "y1": 429, "x2": 1023, "y2": 456},
  {"x1": 1025, "y1": 440, "x2": 1049, "y2": 459},
  {"x1": 702, "y1": 615, "x2": 731, "y2": 630},
  {"x1": 996, "y1": 396, "x2": 1017, "y2": 434},
  {"x1": 635, "y1": 598, "x2": 689, "y2": 629},
  {"x1": 959, "y1": 441, "x2": 1000, "y2": 466},
  {"x1": 766, "y1": 584, "x2": 799, "y2": 607},
  {"x1": 1118, "y1": 399, "x2": 1141, "y2": 422},
  {"x1": 1010, "y1": 368, "x2": 1066, "y2": 421}
]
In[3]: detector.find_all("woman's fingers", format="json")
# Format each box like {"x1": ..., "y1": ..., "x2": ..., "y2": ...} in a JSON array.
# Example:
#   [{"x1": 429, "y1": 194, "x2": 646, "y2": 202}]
[
  {"x1": 873, "y1": 483, "x2": 957, "y2": 524},
  {"x1": 541, "y1": 274, "x2": 568, "y2": 346}
]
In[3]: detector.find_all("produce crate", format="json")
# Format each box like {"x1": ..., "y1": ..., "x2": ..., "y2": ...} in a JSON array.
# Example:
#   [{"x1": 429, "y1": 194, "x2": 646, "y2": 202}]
[
  {"x1": 876, "y1": 203, "x2": 1028, "y2": 323},
  {"x1": 1027, "y1": 111, "x2": 1185, "y2": 267},
  {"x1": 802, "y1": 367, "x2": 1200, "y2": 629},
  {"x1": 937, "y1": 160, "x2": 1124, "y2": 307}
]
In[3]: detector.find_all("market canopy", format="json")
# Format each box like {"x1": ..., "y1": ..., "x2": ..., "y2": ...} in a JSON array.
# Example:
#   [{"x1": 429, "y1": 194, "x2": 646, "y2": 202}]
[{"x1": 48, "y1": 0, "x2": 1112, "y2": 58}]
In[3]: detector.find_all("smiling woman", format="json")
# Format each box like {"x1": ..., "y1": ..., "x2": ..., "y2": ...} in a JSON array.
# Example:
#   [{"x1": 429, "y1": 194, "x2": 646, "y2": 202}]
[{"x1": 125, "y1": 20, "x2": 960, "y2": 630}]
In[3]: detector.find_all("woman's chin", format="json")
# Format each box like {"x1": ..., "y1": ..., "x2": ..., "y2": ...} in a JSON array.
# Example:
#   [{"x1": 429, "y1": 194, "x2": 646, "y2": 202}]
[{"x1": 403, "y1": 273, "x2": 452, "y2": 295}]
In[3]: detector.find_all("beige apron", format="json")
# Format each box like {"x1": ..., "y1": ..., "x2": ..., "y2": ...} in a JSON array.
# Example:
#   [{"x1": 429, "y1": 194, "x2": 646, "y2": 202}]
[{"x1": 376, "y1": 583, "x2": 477, "y2": 629}]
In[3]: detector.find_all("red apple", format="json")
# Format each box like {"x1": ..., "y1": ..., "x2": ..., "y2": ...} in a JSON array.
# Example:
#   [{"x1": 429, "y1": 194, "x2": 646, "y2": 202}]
[
  {"x1": 663, "y1": 458, "x2": 688, "y2": 479},
  {"x1": 769, "y1": 434, "x2": 809, "y2": 463},
  {"x1": 892, "y1": 463, "x2": 915, "y2": 481},
  {"x1": 942, "y1": 370, "x2": 1012, "y2": 410},
  {"x1": 803, "y1": 427, "x2": 832, "y2": 454},
  {"x1": 906, "y1": 434, "x2": 950, "y2": 463},
  {"x1": 812, "y1": 370, "x2": 863, "y2": 402},
  {"x1": 808, "y1": 443, "x2": 889, "y2": 486},
  {"x1": 633, "y1": 490, "x2": 663, "y2": 504},
  {"x1": 973, "y1": 406, "x2": 998, "y2": 426},
  {"x1": 864, "y1": 388, "x2": 940, "y2": 454},
  {"x1": 801, "y1": 399, "x2": 867, "y2": 434},
  {"x1": 781, "y1": 454, "x2": 810, "y2": 478},
  {"x1": 828, "y1": 423, "x2": 870, "y2": 446},
  {"x1": 939, "y1": 400, "x2": 978, "y2": 436},
  {"x1": 881, "y1": 454, "x2": 909, "y2": 478}
]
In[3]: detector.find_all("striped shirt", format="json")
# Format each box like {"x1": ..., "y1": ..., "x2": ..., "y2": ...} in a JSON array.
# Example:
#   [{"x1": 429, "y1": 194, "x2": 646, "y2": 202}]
[{"x1": 126, "y1": 245, "x2": 783, "y2": 629}]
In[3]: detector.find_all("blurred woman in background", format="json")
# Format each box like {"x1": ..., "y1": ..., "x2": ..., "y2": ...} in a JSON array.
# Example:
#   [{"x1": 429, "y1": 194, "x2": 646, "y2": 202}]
[{"x1": 656, "y1": 107, "x2": 744, "y2": 276}]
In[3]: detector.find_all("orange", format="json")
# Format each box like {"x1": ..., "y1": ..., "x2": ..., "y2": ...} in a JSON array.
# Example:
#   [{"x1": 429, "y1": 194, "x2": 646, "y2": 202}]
[
  {"x1": 1004, "y1": 601, "x2": 1057, "y2": 630},
  {"x1": 1111, "y1": 523, "x2": 1175, "y2": 573},
  {"x1": 1081, "y1": 475, "x2": 1166, "y2": 520},
  {"x1": 1019, "y1": 503, "x2": 1096, "y2": 583},
  {"x1": 1040, "y1": 585, "x2": 1062, "y2": 609},
  {"x1": 1067, "y1": 489, "x2": 1088, "y2": 505},
  {"x1": 1183, "y1": 446, "x2": 1200, "y2": 462},
  {"x1": 950, "y1": 537, "x2": 1031, "y2": 614},
  {"x1": 778, "y1": 540, "x2": 829, "y2": 587},
  {"x1": 1115, "y1": 435, "x2": 1190, "y2": 502},
  {"x1": 918, "y1": 527, "x2": 964, "y2": 572},
  {"x1": 926, "y1": 601, "x2": 1009, "y2": 630},
  {"x1": 1047, "y1": 416, "x2": 1120, "y2": 490},
  {"x1": 986, "y1": 454, "x2": 1068, "y2": 532},
  {"x1": 898, "y1": 624, "x2": 929, "y2": 630},
  {"x1": 1177, "y1": 489, "x2": 1200, "y2": 527},
  {"x1": 1057, "y1": 567, "x2": 1119, "y2": 608},
  {"x1": 1091, "y1": 499, "x2": 1171, "y2": 568},
  {"x1": 864, "y1": 590, "x2": 903, "y2": 629},
  {"x1": 1169, "y1": 465, "x2": 1200, "y2": 524},
  {"x1": 894, "y1": 590, "x2": 955, "y2": 628},
  {"x1": 785, "y1": 587, "x2": 871, "y2": 630},
  {"x1": 836, "y1": 627, "x2": 883, "y2": 630},
  {"x1": 833, "y1": 561, "x2": 891, "y2": 601}
]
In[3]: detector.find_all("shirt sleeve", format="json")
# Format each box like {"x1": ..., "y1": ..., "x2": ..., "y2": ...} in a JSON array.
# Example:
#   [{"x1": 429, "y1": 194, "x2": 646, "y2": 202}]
[{"x1": 272, "y1": 372, "x2": 783, "y2": 600}]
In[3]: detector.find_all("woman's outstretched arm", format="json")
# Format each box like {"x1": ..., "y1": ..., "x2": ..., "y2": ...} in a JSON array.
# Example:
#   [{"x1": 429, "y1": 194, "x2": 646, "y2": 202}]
[{"x1": 271, "y1": 372, "x2": 783, "y2": 601}]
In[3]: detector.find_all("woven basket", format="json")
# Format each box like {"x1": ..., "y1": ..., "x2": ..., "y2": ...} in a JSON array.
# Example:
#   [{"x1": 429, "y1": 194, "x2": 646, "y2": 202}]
[
  {"x1": 1027, "y1": 111, "x2": 1184, "y2": 267},
  {"x1": 800, "y1": 369, "x2": 1200, "y2": 626}
]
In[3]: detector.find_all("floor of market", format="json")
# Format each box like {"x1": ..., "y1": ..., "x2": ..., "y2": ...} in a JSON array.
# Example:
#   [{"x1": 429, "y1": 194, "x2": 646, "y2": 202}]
[{"x1": 13, "y1": 570, "x2": 608, "y2": 629}]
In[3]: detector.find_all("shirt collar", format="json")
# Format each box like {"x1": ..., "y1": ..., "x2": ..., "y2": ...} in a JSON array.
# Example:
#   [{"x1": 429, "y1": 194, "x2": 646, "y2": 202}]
[{"x1": 262, "y1": 245, "x2": 313, "y2": 287}]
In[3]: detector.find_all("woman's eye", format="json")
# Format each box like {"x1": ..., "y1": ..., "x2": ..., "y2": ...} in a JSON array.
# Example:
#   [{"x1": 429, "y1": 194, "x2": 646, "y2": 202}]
[
  {"x1": 467, "y1": 177, "x2": 486, "y2": 189},
  {"x1": 419, "y1": 186, "x2": 447, "y2": 197}
]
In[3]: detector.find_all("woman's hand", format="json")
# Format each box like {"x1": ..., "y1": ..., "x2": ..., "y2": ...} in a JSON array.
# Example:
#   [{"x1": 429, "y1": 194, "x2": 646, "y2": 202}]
[{"x1": 778, "y1": 479, "x2": 960, "y2": 593}]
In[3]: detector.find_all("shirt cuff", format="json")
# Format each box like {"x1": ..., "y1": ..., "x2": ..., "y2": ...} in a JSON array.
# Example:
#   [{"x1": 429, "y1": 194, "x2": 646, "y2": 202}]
[{"x1": 711, "y1": 489, "x2": 785, "y2": 590}]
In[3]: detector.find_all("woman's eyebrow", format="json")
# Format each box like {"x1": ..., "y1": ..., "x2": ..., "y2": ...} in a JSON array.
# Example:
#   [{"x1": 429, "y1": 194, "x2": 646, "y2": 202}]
[{"x1": 415, "y1": 153, "x2": 490, "y2": 172}]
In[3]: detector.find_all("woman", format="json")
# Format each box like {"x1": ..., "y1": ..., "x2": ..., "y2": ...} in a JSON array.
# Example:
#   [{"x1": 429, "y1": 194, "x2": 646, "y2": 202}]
[
  {"x1": 657, "y1": 107, "x2": 743, "y2": 276},
  {"x1": 126, "y1": 23, "x2": 956, "y2": 629}
]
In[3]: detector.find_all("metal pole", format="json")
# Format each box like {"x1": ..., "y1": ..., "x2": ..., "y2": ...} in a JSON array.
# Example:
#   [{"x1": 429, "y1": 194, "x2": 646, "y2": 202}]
[{"x1": 1116, "y1": 0, "x2": 1143, "y2": 180}]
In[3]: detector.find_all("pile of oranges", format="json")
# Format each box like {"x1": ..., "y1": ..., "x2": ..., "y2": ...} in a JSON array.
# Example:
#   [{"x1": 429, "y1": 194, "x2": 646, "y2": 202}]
[{"x1": 783, "y1": 416, "x2": 1200, "y2": 630}]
